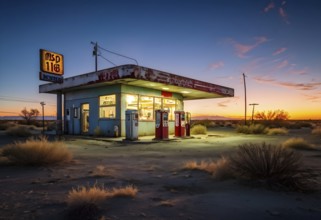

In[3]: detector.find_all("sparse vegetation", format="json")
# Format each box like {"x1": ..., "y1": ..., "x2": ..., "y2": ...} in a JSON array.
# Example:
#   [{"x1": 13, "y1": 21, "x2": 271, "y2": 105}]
[
  {"x1": 267, "y1": 127, "x2": 288, "y2": 135},
  {"x1": 5, "y1": 125, "x2": 32, "y2": 136},
  {"x1": 312, "y1": 127, "x2": 321, "y2": 136},
  {"x1": 236, "y1": 124, "x2": 268, "y2": 134},
  {"x1": 230, "y1": 142, "x2": 314, "y2": 191},
  {"x1": 66, "y1": 183, "x2": 137, "y2": 219},
  {"x1": 107, "y1": 185, "x2": 138, "y2": 198},
  {"x1": 183, "y1": 157, "x2": 233, "y2": 180},
  {"x1": 282, "y1": 138, "x2": 315, "y2": 151},
  {"x1": 255, "y1": 109, "x2": 290, "y2": 121},
  {"x1": 91, "y1": 165, "x2": 107, "y2": 177},
  {"x1": 190, "y1": 124, "x2": 207, "y2": 134},
  {"x1": 1, "y1": 136, "x2": 72, "y2": 165},
  {"x1": 0, "y1": 121, "x2": 15, "y2": 130},
  {"x1": 67, "y1": 184, "x2": 109, "y2": 207}
]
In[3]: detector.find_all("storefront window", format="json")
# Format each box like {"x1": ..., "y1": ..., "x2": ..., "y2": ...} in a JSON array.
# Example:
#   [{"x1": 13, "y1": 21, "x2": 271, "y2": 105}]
[
  {"x1": 125, "y1": 94, "x2": 138, "y2": 110},
  {"x1": 99, "y1": 95, "x2": 116, "y2": 118},
  {"x1": 163, "y1": 98, "x2": 176, "y2": 120},
  {"x1": 154, "y1": 97, "x2": 162, "y2": 110},
  {"x1": 176, "y1": 100, "x2": 183, "y2": 111},
  {"x1": 139, "y1": 96, "x2": 154, "y2": 120}
]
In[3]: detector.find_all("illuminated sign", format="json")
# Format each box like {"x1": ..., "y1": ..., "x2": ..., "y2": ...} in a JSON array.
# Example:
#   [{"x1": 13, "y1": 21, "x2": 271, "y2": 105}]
[{"x1": 40, "y1": 49, "x2": 64, "y2": 75}]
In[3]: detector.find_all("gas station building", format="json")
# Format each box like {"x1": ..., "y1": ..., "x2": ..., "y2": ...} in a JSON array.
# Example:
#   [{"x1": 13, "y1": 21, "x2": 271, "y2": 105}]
[{"x1": 39, "y1": 64, "x2": 234, "y2": 137}]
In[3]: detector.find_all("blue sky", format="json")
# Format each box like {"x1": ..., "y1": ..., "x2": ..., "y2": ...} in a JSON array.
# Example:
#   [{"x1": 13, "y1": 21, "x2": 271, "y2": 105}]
[{"x1": 1, "y1": 0, "x2": 321, "y2": 119}]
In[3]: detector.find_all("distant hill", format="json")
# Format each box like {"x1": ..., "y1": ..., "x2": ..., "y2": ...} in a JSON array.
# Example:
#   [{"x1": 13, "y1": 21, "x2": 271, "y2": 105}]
[
  {"x1": 0, "y1": 116, "x2": 56, "y2": 120},
  {"x1": 192, "y1": 115, "x2": 240, "y2": 120}
]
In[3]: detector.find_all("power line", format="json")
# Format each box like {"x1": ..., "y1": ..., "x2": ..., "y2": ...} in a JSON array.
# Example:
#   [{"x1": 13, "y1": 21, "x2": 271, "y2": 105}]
[
  {"x1": 0, "y1": 97, "x2": 56, "y2": 106},
  {"x1": 99, "y1": 54, "x2": 117, "y2": 66},
  {"x1": 95, "y1": 43, "x2": 139, "y2": 66}
]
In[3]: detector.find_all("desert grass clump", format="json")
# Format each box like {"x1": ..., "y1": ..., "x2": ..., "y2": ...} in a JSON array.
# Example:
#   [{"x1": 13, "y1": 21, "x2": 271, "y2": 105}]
[
  {"x1": 107, "y1": 185, "x2": 138, "y2": 198},
  {"x1": 91, "y1": 165, "x2": 107, "y2": 177},
  {"x1": 282, "y1": 138, "x2": 315, "y2": 151},
  {"x1": 190, "y1": 124, "x2": 207, "y2": 135},
  {"x1": 5, "y1": 125, "x2": 32, "y2": 136},
  {"x1": 67, "y1": 184, "x2": 109, "y2": 207},
  {"x1": 1, "y1": 136, "x2": 72, "y2": 165},
  {"x1": 183, "y1": 157, "x2": 233, "y2": 180},
  {"x1": 236, "y1": 124, "x2": 268, "y2": 134},
  {"x1": 230, "y1": 142, "x2": 314, "y2": 191},
  {"x1": 312, "y1": 127, "x2": 321, "y2": 136},
  {"x1": 267, "y1": 127, "x2": 288, "y2": 135}
]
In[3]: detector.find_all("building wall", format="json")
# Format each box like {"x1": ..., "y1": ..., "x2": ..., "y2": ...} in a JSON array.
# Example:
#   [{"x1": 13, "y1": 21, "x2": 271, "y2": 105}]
[{"x1": 64, "y1": 84, "x2": 183, "y2": 137}]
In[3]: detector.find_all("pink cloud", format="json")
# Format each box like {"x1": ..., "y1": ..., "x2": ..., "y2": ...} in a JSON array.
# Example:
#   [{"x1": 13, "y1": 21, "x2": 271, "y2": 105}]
[
  {"x1": 303, "y1": 94, "x2": 321, "y2": 102},
  {"x1": 253, "y1": 76, "x2": 321, "y2": 90},
  {"x1": 217, "y1": 100, "x2": 231, "y2": 108},
  {"x1": 209, "y1": 61, "x2": 224, "y2": 70},
  {"x1": 229, "y1": 36, "x2": 268, "y2": 58},
  {"x1": 273, "y1": 47, "x2": 287, "y2": 56},
  {"x1": 279, "y1": 7, "x2": 287, "y2": 18},
  {"x1": 264, "y1": 2, "x2": 275, "y2": 13},
  {"x1": 287, "y1": 68, "x2": 309, "y2": 75},
  {"x1": 276, "y1": 60, "x2": 289, "y2": 69}
]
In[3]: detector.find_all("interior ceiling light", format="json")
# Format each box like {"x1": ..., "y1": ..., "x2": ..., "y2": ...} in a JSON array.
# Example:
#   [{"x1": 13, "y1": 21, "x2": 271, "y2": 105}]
[
  {"x1": 181, "y1": 91, "x2": 190, "y2": 94},
  {"x1": 162, "y1": 87, "x2": 169, "y2": 90}
]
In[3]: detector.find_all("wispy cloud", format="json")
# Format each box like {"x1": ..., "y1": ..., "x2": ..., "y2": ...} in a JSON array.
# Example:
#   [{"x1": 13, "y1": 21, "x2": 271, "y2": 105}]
[
  {"x1": 273, "y1": 47, "x2": 287, "y2": 56},
  {"x1": 303, "y1": 94, "x2": 321, "y2": 102},
  {"x1": 209, "y1": 61, "x2": 224, "y2": 70},
  {"x1": 263, "y1": 1, "x2": 289, "y2": 24},
  {"x1": 217, "y1": 100, "x2": 231, "y2": 108},
  {"x1": 276, "y1": 60, "x2": 289, "y2": 69},
  {"x1": 254, "y1": 76, "x2": 321, "y2": 90},
  {"x1": 263, "y1": 2, "x2": 275, "y2": 12},
  {"x1": 229, "y1": 36, "x2": 268, "y2": 58},
  {"x1": 287, "y1": 68, "x2": 309, "y2": 75}
]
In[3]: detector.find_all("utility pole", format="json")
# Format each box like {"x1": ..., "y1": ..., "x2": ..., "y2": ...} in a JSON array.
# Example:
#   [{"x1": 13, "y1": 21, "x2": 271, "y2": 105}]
[
  {"x1": 40, "y1": 101, "x2": 45, "y2": 135},
  {"x1": 92, "y1": 42, "x2": 98, "y2": 72},
  {"x1": 243, "y1": 73, "x2": 247, "y2": 125},
  {"x1": 249, "y1": 103, "x2": 259, "y2": 124}
]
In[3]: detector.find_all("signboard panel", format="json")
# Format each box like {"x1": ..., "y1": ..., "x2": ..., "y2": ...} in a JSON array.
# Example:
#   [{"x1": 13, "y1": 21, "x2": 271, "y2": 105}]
[
  {"x1": 39, "y1": 72, "x2": 63, "y2": 83},
  {"x1": 40, "y1": 49, "x2": 64, "y2": 75}
]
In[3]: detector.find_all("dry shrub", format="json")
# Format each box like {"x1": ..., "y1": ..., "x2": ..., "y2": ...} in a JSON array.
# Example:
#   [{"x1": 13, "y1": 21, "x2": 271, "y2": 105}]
[
  {"x1": 5, "y1": 125, "x2": 32, "y2": 136},
  {"x1": 230, "y1": 142, "x2": 314, "y2": 191},
  {"x1": 312, "y1": 127, "x2": 321, "y2": 136},
  {"x1": 67, "y1": 184, "x2": 138, "y2": 207},
  {"x1": 91, "y1": 165, "x2": 107, "y2": 177},
  {"x1": 67, "y1": 184, "x2": 108, "y2": 207},
  {"x1": 267, "y1": 127, "x2": 288, "y2": 135},
  {"x1": 191, "y1": 124, "x2": 207, "y2": 135},
  {"x1": 1, "y1": 136, "x2": 72, "y2": 165},
  {"x1": 0, "y1": 121, "x2": 15, "y2": 130},
  {"x1": 183, "y1": 157, "x2": 233, "y2": 180},
  {"x1": 282, "y1": 138, "x2": 315, "y2": 151},
  {"x1": 107, "y1": 185, "x2": 138, "y2": 198},
  {"x1": 236, "y1": 124, "x2": 268, "y2": 134}
]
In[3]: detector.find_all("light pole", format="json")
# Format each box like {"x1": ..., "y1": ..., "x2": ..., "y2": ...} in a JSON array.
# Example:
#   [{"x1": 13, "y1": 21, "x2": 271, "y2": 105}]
[
  {"x1": 249, "y1": 103, "x2": 259, "y2": 124},
  {"x1": 40, "y1": 102, "x2": 45, "y2": 135},
  {"x1": 243, "y1": 73, "x2": 247, "y2": 125}
]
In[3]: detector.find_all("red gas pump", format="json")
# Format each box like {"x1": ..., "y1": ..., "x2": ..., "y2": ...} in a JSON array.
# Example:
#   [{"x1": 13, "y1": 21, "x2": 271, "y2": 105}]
[
  {"x1": 185, "y1": 112, "x2": 191, "y2": 136},
  {"x1": 155, "y1": 110, "x2": 169, "y2": 140},
  {"x1": 174, "y1": 111, "x2": 185, "y2": 137}
]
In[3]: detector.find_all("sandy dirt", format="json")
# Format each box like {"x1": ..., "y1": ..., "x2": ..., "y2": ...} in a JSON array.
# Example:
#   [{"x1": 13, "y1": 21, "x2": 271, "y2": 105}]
[{"x1": 1, "y1": 127, "x2": 321, "y2": 220}]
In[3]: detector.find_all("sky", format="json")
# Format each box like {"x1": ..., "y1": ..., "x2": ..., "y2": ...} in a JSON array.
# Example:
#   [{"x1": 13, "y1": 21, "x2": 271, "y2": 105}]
[{"x1": 0, "y1": 0, "x2": 320, "y2": 120}]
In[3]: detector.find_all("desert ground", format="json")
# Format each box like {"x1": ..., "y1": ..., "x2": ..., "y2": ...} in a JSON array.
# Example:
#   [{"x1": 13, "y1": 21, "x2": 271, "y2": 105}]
[{"x1": 1, "y1": 126, "x2": 321, "y2": 220}]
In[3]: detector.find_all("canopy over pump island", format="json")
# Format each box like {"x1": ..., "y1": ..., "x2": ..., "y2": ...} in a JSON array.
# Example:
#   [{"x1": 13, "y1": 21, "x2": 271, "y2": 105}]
[{"x1": 39, "y1": 64, "x2": 234, "y2": 138}]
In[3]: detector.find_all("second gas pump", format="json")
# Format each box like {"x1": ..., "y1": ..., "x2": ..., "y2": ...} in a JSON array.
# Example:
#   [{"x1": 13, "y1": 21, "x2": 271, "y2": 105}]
[{"x1": 154, "y1": 110, "x2": 169, "y2": 140}]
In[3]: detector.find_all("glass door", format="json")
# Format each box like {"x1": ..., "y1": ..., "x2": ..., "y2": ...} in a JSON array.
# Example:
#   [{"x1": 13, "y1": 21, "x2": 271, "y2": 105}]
[{"x1": 81, "y1": 103, "x2": 89, "y2": 133}]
